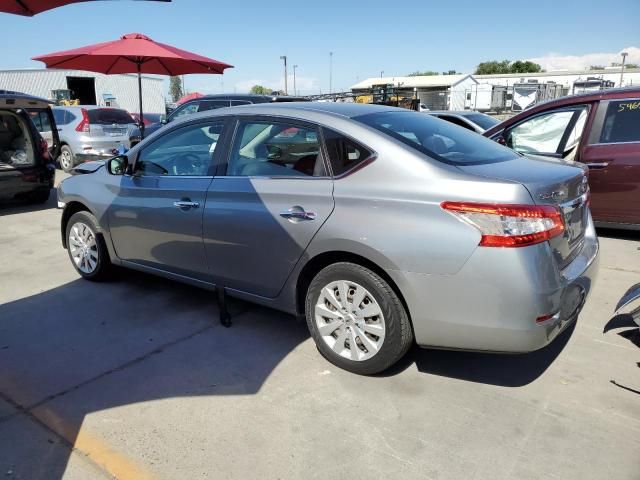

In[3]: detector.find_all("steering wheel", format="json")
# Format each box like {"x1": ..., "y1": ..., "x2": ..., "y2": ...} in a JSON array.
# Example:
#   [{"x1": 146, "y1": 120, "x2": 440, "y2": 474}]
[{"x1": 172, "y1": 153, "x2": 205, "y2": 176}]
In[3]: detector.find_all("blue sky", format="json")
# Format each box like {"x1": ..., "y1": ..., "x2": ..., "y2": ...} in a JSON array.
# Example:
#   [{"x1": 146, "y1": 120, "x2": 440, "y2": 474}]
[{"x1": 1, "y1": 0, "x2": 639, "y2": 95}]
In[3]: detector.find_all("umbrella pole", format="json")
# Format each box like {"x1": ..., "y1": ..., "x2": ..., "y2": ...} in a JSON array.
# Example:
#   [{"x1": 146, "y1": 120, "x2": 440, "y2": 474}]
[{"x1": 137, "y1": 62, "x2": 145, "y2": 138}]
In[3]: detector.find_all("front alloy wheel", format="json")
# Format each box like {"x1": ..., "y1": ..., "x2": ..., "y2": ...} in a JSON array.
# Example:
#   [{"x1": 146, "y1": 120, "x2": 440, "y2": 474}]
[
  {"x1": 68, "y1": 221, "x2": 99, "y2": 274},
  {"x1": 65, "y1": 210, "x2": 111, "y2": 281}
]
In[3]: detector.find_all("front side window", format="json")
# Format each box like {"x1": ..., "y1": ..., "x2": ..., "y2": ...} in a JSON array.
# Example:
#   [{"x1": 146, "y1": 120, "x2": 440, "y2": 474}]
[
  {"x1": 227, "y1": 120, "x2": 324, "y2": 177},
  {"x1": 599, "y1": 99, "x2": 640, "y2": 143},
  {"x1": 323, "y1": 128, "x2": 372, "y2": 176},
  {"x1": 356, "y1": 110, "x2": 516, "y2": 165},
  {"x1": 134, "y1": 121, "x2": 224, "y2": 176},
  {"x1": 505, "y1": 107, "x2": 588, "y2": 155}
]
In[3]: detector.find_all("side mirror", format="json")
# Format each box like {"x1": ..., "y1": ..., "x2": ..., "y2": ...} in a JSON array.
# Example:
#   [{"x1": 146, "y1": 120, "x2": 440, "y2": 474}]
[
  {"x1": 161, "y1": 118, "x2": 168, "y2": 125},
  {"x1": 495, "y1": 135, "x2": 507, "y2": 146},
  {"x1": 107, "y1": 155, "x2": 128, "y2": 175}
]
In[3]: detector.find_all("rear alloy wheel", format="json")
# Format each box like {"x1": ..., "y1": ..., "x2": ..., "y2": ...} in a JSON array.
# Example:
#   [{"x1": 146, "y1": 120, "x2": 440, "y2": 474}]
[
  {"x1": 305, "y1": 262, "x2": 413, "y2": 375},
  {"x1": 58, "y1": 145, "x2": 74, "y2": 173},
  {"x1": 65, "y1": 211, "x2": 111, "y2": 281}
]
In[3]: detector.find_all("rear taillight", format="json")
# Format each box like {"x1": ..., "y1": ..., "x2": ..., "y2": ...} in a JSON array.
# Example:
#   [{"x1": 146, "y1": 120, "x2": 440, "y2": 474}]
[
  {"x1": 441, "y1": 202, "x2": 565, "y2": 248},
  {"x1": 75, "y1": 108, "x2": 90, "y2": 133}
]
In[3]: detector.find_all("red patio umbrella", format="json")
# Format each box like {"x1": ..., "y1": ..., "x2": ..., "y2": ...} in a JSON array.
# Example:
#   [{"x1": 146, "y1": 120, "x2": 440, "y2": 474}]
[
  {"x1": 1, "y1": 0, "x2": 170, "y2": 16},
  {"x1": 33, "y1": 33, "x2": 232, "y2": 133},
  {"x1": 176, "y1": 92, "x2": 203, "y2": 105}
]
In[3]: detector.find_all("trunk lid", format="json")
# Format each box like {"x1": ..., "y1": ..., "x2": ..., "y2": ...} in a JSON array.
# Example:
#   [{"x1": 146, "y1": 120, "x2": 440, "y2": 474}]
[{"x1": 458, "y1": 155, "x2": 590, "y2": 269}]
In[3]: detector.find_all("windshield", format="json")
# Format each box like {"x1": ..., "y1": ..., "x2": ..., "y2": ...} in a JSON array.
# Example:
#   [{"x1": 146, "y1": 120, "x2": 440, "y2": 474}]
[
  {"x1": 355, "y1": 110, "x2": 517, "y2": 165},
  {"x1": 465, "y1": 113, "x2": 500, "y2": 130},
  {"x1": 87, "y1": 109, "x2": 135, "y2": 125}
]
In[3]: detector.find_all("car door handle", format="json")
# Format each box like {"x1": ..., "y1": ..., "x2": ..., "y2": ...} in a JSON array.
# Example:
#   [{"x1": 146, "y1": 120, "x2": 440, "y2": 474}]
[
  {"x1": 173, "y1": 200, "x2": 200, "y2": 209},
  {"x1": 280, "y1": 206, "x2": 316, "y2": 222},
  {"x1": 585, "y1": 161, "x2": 611, "y2": 169}
]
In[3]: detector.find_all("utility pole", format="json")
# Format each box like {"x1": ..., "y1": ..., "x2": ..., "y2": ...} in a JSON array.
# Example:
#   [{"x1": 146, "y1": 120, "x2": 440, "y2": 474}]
[
  {"x1": 620, "y1": 52, "x2": 628, "y2": 87},
  {"x1": 280, "y1": 55, "x2": 288, "y2": 95},
  {"x1": 293, "y1": 65, "x2": 298, "y2": 96},
  {"x1": 329, "y1": 52, "x2": 333, "y2": 95},
  {"x1": 380, "y1": 70, "x2": 384, "y2": 78}
]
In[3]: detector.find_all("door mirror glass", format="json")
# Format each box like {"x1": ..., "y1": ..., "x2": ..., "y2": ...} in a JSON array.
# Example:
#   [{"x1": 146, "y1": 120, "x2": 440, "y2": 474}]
[
  {"x1": 107, "y1": 155, "x2": 128, "y2": 175},
  {"x1": 495, "y1": 135, "x2": 506, "y2": 146}
]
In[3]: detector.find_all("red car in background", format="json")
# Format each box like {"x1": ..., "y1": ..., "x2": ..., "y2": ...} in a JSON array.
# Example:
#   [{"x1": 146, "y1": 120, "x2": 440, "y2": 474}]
[{"x1": 484, "y1": 88, "x2": 640, "y2": 229}]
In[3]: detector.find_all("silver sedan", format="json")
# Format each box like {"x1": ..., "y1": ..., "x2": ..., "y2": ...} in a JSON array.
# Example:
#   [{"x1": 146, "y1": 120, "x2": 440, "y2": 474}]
[{"x1": 57, "y1": 103, "x2": 598, "y2": 374}]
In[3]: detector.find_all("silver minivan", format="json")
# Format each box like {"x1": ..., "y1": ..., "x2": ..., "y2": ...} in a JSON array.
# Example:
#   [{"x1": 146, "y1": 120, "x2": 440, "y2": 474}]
[{"x1": 52, "y1": 106, "x2": 137, "y2": 172}]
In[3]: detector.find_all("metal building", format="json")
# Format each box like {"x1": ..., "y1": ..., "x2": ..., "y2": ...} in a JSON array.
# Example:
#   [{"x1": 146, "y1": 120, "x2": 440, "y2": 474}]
[
  {"x1": 351, "y1": 74, "x2": 478, "y2": 111},
  {"x1": 0, "y1": 68, "x2": 166, "y2": 114}
]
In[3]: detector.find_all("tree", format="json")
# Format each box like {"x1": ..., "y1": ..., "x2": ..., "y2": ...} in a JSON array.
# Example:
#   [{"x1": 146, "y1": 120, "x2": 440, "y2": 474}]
[
  {"x1": 169, "y1": 76, "x2": 183, "y2": 103},
  {"x1": 474, "y1": 60, "x2": 542, "y2": 75},
  {"x1": 407, "y1": 70, "x2": 439, "y2": 76},
  {"x1": 250, "y1": 85, "x2": 272, "y2": 95},
  {"x1": 590, "y1": 65, "x2": 605, "y2": 70},
  {"x1": 626, "y1": 63, "x2": 639, "y2": 69}
]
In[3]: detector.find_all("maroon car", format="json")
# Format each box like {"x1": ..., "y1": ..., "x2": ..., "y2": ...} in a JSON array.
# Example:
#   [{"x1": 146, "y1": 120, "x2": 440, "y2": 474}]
[{"x1": 484, "y1": 88, "x2": 640, "y2": 229}]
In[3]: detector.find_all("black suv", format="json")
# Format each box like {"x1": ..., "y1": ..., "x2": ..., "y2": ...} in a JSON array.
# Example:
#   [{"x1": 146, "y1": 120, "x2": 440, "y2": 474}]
[
  {"x1": 0, "y1": 91, "x2": 60, "y2": 204},
  {"x1": 130, "y1": 94, "x2": 310, "y2": 146}
]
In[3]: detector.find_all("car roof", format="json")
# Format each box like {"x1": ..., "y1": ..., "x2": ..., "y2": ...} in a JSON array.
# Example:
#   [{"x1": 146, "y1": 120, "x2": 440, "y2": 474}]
[
  {"x1": 428, "y1": 110, "x2": 485, "y2": 116},
  {"x1": 0, "y1": 90, "x2": 52, "y2": 109},
  {"x1": 193, "y1": 93, "x2": 310, "y2": 103},
  {"x1": 163, "y1": 102, "x2": 409, "y2": 134},
  {"x1": 485, "y1": 86, "x2": 640, "y2": 136}
]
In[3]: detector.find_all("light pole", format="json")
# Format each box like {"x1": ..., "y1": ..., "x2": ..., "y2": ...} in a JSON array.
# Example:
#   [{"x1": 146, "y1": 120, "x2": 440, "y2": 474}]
[
  {"x1": 380, "y1": 70, "x2": 384, "y2": 78},
  {"x1": 620, "y1": 52, "x2": 628, "y2": 87},
  {"x1": 280, "y1": 55, "x2": 288, "y2": 95},
  {"x1": 293, "y1": 64, "x2": 298, "y2": 96},
  {"x1": 329, "y1": 52, "x2": 333, "y2": 95}
]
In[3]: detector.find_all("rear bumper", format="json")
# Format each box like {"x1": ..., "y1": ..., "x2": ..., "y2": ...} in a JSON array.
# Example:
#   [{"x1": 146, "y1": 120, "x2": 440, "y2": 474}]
[
  {"x1": 74, "y1": 150, "x2": 119, "y2": 163},
  {"x1": 388, "y1": 216, "x2": 599, "y2": 353}
]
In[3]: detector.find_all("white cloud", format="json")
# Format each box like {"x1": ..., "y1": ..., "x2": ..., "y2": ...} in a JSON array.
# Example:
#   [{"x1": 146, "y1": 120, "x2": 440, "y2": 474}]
[{"x1": 527, "y1": 46, "x2": 640, "y2": 71}]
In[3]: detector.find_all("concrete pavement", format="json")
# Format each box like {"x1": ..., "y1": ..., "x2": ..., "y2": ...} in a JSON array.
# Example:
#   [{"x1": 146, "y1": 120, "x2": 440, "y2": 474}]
[{"x1": 0, "y1": 174, "x2": 638, "y2": 480}]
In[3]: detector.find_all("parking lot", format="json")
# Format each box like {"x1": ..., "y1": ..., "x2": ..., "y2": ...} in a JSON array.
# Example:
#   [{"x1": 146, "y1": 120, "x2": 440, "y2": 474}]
[{"x1": 0, "y1": 171, "x2": 638, "y2": 480}]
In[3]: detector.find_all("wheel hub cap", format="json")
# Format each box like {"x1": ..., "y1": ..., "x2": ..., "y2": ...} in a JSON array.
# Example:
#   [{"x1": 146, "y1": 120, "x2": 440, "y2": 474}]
[
  {"x1": 314, "y1": 280, "x2": 386, "y2": 362},
  {"x1": 68, "y1": 222, "x2": 99, "y2": 274}
]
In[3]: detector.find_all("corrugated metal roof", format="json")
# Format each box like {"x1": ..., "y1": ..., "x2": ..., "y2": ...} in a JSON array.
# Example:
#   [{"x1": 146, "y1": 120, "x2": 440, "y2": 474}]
[
  {"x1": 351, "y1": 74, "x2": 472, "y2": 90},
  {"x1": 0, "y1": 69, "x2": 165, "y2": 113}
]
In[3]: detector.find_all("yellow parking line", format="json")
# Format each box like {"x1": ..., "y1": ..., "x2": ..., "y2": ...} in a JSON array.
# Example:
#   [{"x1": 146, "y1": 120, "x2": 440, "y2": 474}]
[{"x1": 33, "y1": 406, "x2": 155, "y2": 480}]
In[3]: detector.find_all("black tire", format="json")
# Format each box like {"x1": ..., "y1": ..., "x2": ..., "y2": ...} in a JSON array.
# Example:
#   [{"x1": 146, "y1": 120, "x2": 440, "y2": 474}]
[
  {"x1": 26, "y1": 189, "x2": 50, "y2": 204},
  {"x1": 58, "y1": 145, "x2": 74, "y2": 173},
  {"x1": 305, "y1": 262, "x2": 413, "y2": 375},
  {"x1": 65, "y1": 211, "x2": 111, "y2": 281}
]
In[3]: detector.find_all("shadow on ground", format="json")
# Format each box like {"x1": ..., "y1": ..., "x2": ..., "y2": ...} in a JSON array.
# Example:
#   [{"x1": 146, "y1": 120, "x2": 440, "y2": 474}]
[
  {"x1": 0, "y1": 187, "x2": 58, "y2": 217},
  {"x1": 0, "y1": 267, "x2": 576, "y2": 478}
]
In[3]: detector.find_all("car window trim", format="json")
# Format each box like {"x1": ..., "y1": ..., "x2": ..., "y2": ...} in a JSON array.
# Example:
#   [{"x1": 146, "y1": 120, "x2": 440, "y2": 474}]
[
  {"x1": 130, "y1": 117, "x2": 232, "y2": 178},
  {"x1": 216, "y1": 115, "x2": 331, "y2": 180},
  {"x1": 320, "y1": 126, "x2": 376, "y2": 179}
]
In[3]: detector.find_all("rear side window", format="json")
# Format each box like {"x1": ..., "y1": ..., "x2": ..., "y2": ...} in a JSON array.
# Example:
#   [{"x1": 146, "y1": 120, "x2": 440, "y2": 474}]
[
  {"x1": 87, "y1": 109, "x2": 134, "y2": 125},
  {"x1": 599, "y1": 100, "x2": 640, "y2": 143},
  {"x1": 323, "y1": 128, "x2": 372, "y2": 176},
  {"x1": 356, "y1": 110, "x2": 516, "y2": 165}
]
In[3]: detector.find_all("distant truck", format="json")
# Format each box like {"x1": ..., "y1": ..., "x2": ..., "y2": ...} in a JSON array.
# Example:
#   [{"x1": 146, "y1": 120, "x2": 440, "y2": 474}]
[
  {"x1": 465, "y1": 84, "x2": 509, "y2": 113},
  {"x1": 573, "y1": 77, "x2": 615, "y2": 95}
]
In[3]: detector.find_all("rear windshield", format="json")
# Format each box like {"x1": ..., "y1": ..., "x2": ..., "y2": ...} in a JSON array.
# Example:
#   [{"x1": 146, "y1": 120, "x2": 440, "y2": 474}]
[
  {"x1": 465, "y1": 113, "x2": 500, "y2": 130},
  {"x1": 355, "y1": 110, "x2": 517, "y2": 165},
  {"x1": 87, "y1": 109, "x2": 135, "y2": 125}
]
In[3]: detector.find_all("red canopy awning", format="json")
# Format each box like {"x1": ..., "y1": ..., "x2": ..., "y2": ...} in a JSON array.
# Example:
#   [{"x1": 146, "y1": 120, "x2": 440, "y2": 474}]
[
  {"x1": 0, "y1": 0, "x2": 170, "y2": 16},
  {"x1": 33, "y1": 33, "x2": 232, "y2": 131}
]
